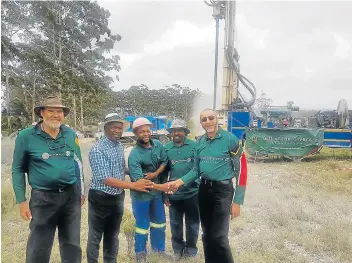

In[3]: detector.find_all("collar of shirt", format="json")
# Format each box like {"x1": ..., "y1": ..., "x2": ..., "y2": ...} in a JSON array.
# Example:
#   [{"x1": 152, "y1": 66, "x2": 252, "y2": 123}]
[
  {"x1": 205, "y1": 127, "x2": 224, "y2": 141},
  {"x1": 169, "y1": 137, "x2": 192, "y2": 149},
  {"x1": 101, "y1": 136, "x2": 122, "y2": 147}
]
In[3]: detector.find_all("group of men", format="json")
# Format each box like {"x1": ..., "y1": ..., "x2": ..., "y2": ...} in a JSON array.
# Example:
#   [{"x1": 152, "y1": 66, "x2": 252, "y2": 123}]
[{"x1": 12, "y1": 96, "x2": 248, "y2": 263}]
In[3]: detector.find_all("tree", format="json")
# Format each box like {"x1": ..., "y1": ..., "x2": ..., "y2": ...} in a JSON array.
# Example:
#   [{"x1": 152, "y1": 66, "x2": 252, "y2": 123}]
[
  {"x1": 1, "y1": 1, "x2": 122, "y2": 130},
  {"x1": 1, "y1": 1, "x2": 34, "y2": 114},
  {"x1": 114, "y1": 84, "x2": 201, "y2": 120}
]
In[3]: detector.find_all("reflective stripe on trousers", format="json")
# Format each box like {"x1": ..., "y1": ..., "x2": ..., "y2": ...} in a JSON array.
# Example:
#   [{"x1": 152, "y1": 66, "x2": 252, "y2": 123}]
[{"x1": 132, "y1": 197, "x2": 166, "y2": 254}]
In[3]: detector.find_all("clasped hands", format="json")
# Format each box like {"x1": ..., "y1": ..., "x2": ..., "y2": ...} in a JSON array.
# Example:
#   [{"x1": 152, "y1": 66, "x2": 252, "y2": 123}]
[
  {"x1": 160, "y1": 179, "x2": 184, "y2": 194},
  {"x1": 137, "y1": 175, "x2": 184, "y2": 195}
]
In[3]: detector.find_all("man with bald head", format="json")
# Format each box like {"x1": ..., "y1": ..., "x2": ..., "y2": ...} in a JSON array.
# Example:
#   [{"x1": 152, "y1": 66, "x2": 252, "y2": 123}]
[{"x1": 169, "y1": 109, "x2": 248, "y2": 263}]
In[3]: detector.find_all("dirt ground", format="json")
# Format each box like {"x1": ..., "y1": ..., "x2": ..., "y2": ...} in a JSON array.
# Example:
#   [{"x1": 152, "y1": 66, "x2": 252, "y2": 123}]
[{"x1": 1, "y1": 138, "x2": 351, "y2": 263}]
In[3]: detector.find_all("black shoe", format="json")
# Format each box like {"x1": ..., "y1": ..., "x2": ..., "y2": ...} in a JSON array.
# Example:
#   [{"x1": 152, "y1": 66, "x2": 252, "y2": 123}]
[
  {"x1": 184, "y1": 253, "x2": 197, "y2": 259},
  {"x1": 158, "y1": 251, "x2": 174, "y2": 261},
  {"x1": 172, "y1": 252, "x2": 183, "y2": 261},
  {"x1": 136, "y1": 252, "x2": 147, "y2": 263}
]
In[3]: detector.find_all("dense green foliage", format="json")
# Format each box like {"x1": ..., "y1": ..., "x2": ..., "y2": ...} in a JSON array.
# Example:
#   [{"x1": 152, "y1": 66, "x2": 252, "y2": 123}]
[{"x1": 1, "y1": 1, "x2": 200, "y2": 133}]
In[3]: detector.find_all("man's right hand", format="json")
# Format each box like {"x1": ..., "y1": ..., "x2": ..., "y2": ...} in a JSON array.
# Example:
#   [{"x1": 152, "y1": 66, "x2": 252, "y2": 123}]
[
  {"x1": 19, "y1": 201, "x2": 32, "y2": 221},
  {"x1": 167, "y1": 179, "x2": 184, "y2": 194},
  {"x1": 132, "y1": 179, "x2": 154, "y2": 192}
]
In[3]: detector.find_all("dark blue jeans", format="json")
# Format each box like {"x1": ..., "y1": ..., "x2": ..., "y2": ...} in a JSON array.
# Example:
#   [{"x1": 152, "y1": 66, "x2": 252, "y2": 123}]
[
  {"x1": 86, "y1": 189, "x2": 125, "y2": 263},
  {"x1": 26, "y1": 183, "x2": 82, "y2": 263},
  {"x1": 169, "y1": 193, "x2": 200, "y2": 256}
]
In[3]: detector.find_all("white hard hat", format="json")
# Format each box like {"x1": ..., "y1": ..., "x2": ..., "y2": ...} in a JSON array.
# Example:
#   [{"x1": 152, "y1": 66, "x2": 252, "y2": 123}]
[{"x1": 132, "y1": 117, "x2": 152, "y2": 131}]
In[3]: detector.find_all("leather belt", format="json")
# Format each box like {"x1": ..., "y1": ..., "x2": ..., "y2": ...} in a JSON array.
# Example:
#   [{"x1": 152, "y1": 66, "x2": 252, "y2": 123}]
[
  {"x1": 201, "y1": 178, "x2": 232, "y2": 186},
  {"x1": 38, "y1": 184, "x2": 73, "y2": 193}
]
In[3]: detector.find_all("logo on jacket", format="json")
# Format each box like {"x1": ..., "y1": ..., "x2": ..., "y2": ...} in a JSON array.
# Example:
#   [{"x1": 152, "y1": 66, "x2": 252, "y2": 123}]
[{"x1": 170, "y1": 158, "x2": 192, "y2": 166}]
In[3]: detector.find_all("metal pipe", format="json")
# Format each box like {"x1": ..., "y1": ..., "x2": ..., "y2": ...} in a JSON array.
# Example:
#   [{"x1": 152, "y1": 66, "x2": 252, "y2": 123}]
[{"x1": 213, "y1": 16, "x2": 220, "y2": 110}]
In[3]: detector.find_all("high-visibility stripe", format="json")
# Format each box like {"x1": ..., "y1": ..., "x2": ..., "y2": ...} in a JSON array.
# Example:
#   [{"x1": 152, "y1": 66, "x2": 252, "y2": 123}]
[
  {"x1": 324, "y1": 129, "x2": 351, "y2": 133},
  {"x1": 150, "y1": 222, "x2": 166, "y2": 228},
  {"x1": 135, "y1": 227, "x2": 149, "y2": 235},
  {"x1": 324, "y1": 139, "x2": 350, "y2": 142},
  {"x1": 230, "y1": 144, "x2": 241, "y2": 156}
]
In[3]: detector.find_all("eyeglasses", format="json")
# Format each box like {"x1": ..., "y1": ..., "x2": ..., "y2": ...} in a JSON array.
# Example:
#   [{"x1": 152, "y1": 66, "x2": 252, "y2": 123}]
[
  {"x1": 201, "y1": 116, "x2": 216, "y2": 122},
  {"x1": 45, "y1": 136, "x2": 67, "y2": 150}
]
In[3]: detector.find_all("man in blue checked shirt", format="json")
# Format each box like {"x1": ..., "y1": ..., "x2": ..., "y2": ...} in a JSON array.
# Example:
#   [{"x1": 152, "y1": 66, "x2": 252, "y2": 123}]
[{"x1": 87, "y1": 113, "x2": 154, "y2": 263}]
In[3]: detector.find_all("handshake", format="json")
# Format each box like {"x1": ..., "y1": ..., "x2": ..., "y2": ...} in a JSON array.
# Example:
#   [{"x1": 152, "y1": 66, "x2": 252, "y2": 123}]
[
  {"x1": 161, "y1": 179, "x2": 185, "y2": 194},
  {"x1": 132, "y1": 178, "x2": 184, "y2": 194}
]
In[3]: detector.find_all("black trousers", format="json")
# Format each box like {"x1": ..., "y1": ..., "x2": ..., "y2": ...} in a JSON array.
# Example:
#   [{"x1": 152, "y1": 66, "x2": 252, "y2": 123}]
[
  {"x1": 199, "y1": 179, "x2": 234, "y2": 263},
  {"x1": 26, "y1": 183, "x2": 82, "y2": 263},
  {"x1": 86, "y1": 189, "x2": 125, "y2": 263},
  {"x1": 169, "y1": 193, "x2": 200, "y2": 256}
]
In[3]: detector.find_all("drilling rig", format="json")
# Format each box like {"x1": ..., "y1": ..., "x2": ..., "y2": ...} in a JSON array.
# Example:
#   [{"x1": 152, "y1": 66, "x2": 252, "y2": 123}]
[
  {"x1": 206, "y1": 0, "x2": 257, "y2": 112},
  {"x1": 206, "y1": 0, "x2": 257, "y2": 141},
  {"x1": 205, "y1": 1, "x2": 329, "y2": 160}
]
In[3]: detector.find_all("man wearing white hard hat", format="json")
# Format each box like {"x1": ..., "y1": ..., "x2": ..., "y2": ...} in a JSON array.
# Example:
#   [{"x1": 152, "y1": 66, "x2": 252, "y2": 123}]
[
  {"x1": 128, "y1": 117, "x2": 172, "y2": 263},
  {"x1": 87, "y1": 113, "x2": 154, "y2": 263}
]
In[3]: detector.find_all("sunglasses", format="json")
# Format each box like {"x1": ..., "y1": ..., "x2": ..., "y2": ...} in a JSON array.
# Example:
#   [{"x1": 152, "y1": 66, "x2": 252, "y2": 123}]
[
  {"x1": 45, "y1": 136, "x2": 67, "y2": 150},
  {"x1": 201, "y1": 116, "x2": 216, "y2": 122}
]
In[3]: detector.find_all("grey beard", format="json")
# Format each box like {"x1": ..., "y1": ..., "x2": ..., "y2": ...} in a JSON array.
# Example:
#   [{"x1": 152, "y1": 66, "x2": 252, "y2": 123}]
[{"x1": 46, "y1": 122, "x2": 61, "y2": 130}]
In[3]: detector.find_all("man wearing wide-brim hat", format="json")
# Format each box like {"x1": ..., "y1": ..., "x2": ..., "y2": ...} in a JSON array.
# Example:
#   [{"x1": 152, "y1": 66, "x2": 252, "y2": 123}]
[
  {"x1": 12, "y1": 95, "x2": 85, "y2": 263},
  {"x1": 87, "y1": 113, "x2": 154, "y2": 263},
  {"x1": 97, "y1": 112, "x2": 130, "y2": 133},
  {"x1": 33, "y1": 96, "x2": 70, "y2": 118},
  {"x1": 164, "y1": 119, "x2": 200, "y2": 261}
]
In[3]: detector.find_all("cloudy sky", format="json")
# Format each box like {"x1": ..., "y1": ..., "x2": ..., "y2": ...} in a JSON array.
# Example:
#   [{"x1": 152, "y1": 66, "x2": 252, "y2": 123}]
[{"x1": 98, "y1": 0, "x2": 352, "y2": 111}]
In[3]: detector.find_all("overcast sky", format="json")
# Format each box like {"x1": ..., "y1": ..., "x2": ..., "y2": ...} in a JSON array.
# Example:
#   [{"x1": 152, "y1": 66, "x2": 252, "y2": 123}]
[{"x1": 98, "y1": 0, "x2": 352, "y2": 111}]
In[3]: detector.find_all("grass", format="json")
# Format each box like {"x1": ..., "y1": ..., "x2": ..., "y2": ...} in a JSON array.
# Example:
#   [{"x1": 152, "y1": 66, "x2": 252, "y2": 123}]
[
  {"x1": 305, "y1": 147, "x2": 352, "y2": 162},
  {"x1": 283, "y1": 220, "x2": 352, "y2": 263},
  {"x1": 291, "y1": 161, "x2": 352, "y2": 195},
  {"x1": 245, "y1": 153, "x2": 352, "y2": 263}
]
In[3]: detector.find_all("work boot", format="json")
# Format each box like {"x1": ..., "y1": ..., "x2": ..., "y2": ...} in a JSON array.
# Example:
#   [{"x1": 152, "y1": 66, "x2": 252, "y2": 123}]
[
  {"x1": 184, "y1": 253, "x2": 197, "y2": 259},
  {"x1": 158, "y1": 251, "x2": 174, "y2": 261},
  {"x1": 172, "y1": 252, "x2": 183, "y2": 261},
  {"x1": 136, "y1": 252, "x2": 147, "y2": 263}
]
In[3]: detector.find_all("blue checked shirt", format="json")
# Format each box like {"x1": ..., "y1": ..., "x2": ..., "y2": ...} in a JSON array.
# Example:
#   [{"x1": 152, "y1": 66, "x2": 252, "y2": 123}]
[{"x1": 88, "y1": 136, "x2": 125, "y2": 195}]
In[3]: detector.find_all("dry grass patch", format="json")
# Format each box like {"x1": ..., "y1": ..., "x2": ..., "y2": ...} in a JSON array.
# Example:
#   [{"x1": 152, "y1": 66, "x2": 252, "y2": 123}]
[
  {"x1": 283, "y1": 220, "x2": 352, "y2": 263},
  {"x1": 307, "y1": 221, "x2": 352, "y2": 263},
  {"x1": 276, "y1": 160, "x2": 352, "y2": 196}
]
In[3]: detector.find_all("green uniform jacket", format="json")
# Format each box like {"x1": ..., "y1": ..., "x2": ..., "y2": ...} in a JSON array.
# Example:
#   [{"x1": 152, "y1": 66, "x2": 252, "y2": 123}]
[
  {"x1": 181, "y1": 128, "x2": 246, "y2": 204},
  {"x1": 12, "y1": 122, "x2": 84, "y2": 203},
  {"x1": 164, "y1": 138, "x2": 199, "y2": 200},
  {"x1": 128, "y1": 139, "x2": 168, "y2": 201}
]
